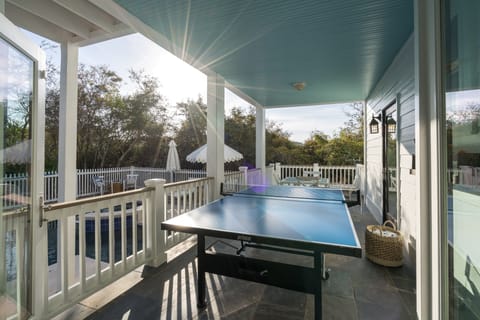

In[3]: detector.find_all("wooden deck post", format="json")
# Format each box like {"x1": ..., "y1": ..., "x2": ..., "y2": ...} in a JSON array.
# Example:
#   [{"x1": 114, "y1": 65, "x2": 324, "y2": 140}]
[{"x1": 144, "y1": 179, "x2": 167, "y2": 267}]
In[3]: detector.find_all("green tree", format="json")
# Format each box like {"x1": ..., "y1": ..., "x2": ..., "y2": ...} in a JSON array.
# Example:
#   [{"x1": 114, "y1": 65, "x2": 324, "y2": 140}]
[
  {"x1": 266, "y1": 121, "x2": 303, "y2": 165},
  {"x1": 44, "y1": 57, "x2": 60, "y2": 170},
  {"x1": 225, "y1": 107, "x2": 256, "y2": 168},
  {"x1": 314, "y1": 102, "x2": 364, "y2": 165},
  {"x1": 174, "y1": 98, "x2": 207, "y2": 168},
  {"x1": 301, "y1": 131, "x2": 329, "y2": 164},
  {"x1": 114, "y1": 70, "x2": 168, "y2": 167},
  {"x1": 76, "y1": 64, "x2": 123, "y2": 168},
  {"x1": 322, "y1": 130, "x2": 363, "y2": 165}
]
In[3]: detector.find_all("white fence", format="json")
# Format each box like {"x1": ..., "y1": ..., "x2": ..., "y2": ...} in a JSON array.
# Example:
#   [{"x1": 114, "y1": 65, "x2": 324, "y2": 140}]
[
  {"x1": 223, "y1": 167, "x2": 264, "y2": 193},
  {"x1": 34, "y1": 177, "x2": 213, "y2": 319},
  {"x1": 2, "y1": 167, "x2": 260, "y2": 210},
  {"x1": 277, "y1": 164, "x2": 358, "y2": 186},
  {"x1": 2, "y1": 167, "x2": 215, "y2": 210}
]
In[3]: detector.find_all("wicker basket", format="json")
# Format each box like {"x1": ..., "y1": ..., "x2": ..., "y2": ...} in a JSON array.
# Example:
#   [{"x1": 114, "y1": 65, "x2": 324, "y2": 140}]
[{"x1": 365, "y1": 220, "x2": 404, "y2": 267}]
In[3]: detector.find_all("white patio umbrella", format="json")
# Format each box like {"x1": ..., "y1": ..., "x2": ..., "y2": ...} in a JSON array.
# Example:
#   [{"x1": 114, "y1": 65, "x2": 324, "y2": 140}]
[
  {"x1": 165, "y1": 140, "x2": 181, "y2": 170},
  {"x1": 186, "y1": 144, "x2": 243, "y2": 164},
  {"x1": 2, "y1": 140, "x2": 31, "y2": 164}
]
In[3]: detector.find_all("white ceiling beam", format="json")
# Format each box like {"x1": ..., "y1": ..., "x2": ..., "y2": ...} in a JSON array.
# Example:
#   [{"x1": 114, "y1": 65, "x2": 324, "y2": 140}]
[
  {"x1": 53, "y1": 0, "x2": 117, "y2": 33},
  {"x1": 8, "y1": 0, "x2": 92, "y2": 40},
  {"x1": 5, "y1": 2, "x2": 75, "y2": 43},
  {"x1": 75, "y1": 24, "x2": 133, "y2": 47}
]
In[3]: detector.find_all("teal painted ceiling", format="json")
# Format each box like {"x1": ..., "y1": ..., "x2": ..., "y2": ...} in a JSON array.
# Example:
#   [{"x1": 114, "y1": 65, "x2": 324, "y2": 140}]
[{"x1": 114, "y1": 0, "x2": 413, "y2": 107}]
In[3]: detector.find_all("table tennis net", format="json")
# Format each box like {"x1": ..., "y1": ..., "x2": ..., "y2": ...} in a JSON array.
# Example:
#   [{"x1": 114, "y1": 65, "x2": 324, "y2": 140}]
[{"x1": 221, "y1": 183, "x2": 345, "y2": 202}]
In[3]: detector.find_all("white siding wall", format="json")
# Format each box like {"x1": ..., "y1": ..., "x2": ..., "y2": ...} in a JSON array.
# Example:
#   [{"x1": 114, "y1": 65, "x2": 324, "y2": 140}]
[{"x1": 366, "y1": 35, "x2": 417, "y2": 248}]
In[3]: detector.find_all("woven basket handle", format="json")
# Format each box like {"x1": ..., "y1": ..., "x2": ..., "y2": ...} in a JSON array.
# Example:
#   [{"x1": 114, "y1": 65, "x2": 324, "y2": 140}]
[{"x1": 383, "y1": 220, "x2": 397, "y2": 230}]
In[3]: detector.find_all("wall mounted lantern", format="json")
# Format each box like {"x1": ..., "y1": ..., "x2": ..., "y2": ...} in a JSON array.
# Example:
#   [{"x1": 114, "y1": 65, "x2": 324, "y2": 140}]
[
  {"x1": 369, "y1": 114, "x2": 382, "y2": 134},
  {"x1": 369, "y1": 113, "x2": 397, "y2": 134},
  {"x1": 386, "y1": 116, "x2": 397, "y2": 133}
]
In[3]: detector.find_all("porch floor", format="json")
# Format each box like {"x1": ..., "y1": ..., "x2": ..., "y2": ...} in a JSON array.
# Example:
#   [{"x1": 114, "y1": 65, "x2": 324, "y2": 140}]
[{"x1": 54, "y1": 205, "x2": 417, "y2": 320}]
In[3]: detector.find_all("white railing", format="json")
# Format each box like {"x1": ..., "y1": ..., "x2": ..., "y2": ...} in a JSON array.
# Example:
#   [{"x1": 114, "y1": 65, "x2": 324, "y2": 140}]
[
  {"x1": 224, "y1": 170, "x2": 245, "y2": 193},
  {"x1": 163, "y1": 178, "x2": 213, "y2": 250},
  {"x1": 1, "y1": 173, "x2": 30, "y2": 210},
  {"x1": 2, "y1": 167, "x2": 211, "y2": 209},
  {"x1": 278, "y1": 164, "x2": 358, "y2": 186},
  {"x1": 223, "y1": 168, "x2": 264, "y2": 193},
  {"x1": 246, "y1": 168, "x2": 263, "y2": 185},
  {"x1": 42, "y1": 187, "x2": 152, "y2": 317},
  {"x1": 1, "y1": 210, "x2": 29, "y2": 320},
  {"x1": 172, "y1": 169, "x2": 207, "y2": 183},
  {"x1": 36, "y1": 177, "x2": 213, "y2": 319},
  {"x1": 44, "y1": 171, "x2": 58, "y2": 203},
  {"x1": 133, "y1": 167, "x2": 171, "y2": 185}
]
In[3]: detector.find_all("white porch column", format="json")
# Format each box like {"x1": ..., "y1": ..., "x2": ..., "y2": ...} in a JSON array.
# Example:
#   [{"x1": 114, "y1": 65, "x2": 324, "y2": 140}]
[
  {"x1": 414, "y1": 0, "x2": 444, "y2": 319},
  {"x1": 0, "y1": 1, "x2": 5, "y2": 14},
  {"x1": 256, "y1": 105, "x2": 266, "y2": 181},
  {"x1": 58, "y1": 42, "x2": 78, "y2": 201},
  {"x1": 206, "y1": 72, "x2": 225, "y2": 198},
  {"x1": 58, "y1": 42, "x2": 78, "y2": 286}
]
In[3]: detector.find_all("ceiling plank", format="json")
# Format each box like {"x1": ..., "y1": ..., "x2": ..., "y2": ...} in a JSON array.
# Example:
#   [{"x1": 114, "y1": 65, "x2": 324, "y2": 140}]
[
  {"x1": 53, "y1": 0, "x2": 117, "y2": 33},
  {"x1": 90, "y1": 0, "x2": 262, "y2": 107},
  {"x1": 8, "y1": 0, "x2": 92, "y2": 39},
  {"x1": 5, "y1": 2, "x2": 75, "y2": 43}
]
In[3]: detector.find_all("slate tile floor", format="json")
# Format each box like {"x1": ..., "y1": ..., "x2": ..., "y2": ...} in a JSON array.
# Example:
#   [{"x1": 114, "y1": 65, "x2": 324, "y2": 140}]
[{"x1": 55, "y1": 205, "x2": 416, "y2": 320}]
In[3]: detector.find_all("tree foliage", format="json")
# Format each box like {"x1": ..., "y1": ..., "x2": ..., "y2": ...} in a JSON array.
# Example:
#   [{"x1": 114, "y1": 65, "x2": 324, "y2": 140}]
[
  {"x1": 43, "y1": 62, "x2": 364, "y2": 170},
  {"x1": 173, "y1": 98, "x2": 207, "y2": 168}
]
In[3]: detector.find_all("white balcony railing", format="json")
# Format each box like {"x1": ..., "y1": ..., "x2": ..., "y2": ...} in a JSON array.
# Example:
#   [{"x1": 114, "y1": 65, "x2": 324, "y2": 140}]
[
  {"x1": 277, "y1": 164, "x2": 358, "y2": 186},
  {"x1": 2, "y1": 164, "x2": 367, "y2": 319},
  {"x1": 27, "y1": 177, "x2": 214, "y2": 319}
]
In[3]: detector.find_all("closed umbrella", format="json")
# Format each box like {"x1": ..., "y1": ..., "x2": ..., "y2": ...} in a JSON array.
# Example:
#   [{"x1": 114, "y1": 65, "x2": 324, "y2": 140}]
[
  {"x1": 186, "y1": 144, "x2": 243, "y2": 164},
  {"x1": 166, "y1": 140, "x2": 181, "y2": 170}
]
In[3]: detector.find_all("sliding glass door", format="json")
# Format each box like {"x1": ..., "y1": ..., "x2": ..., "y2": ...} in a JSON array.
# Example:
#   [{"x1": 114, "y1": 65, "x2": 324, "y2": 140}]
[
  {"x1": 443, "y1": 0, "x2": 480, "y2": 318},
  {"x1": 1, "y1": 14, "x2": 45, "y2": 318}
]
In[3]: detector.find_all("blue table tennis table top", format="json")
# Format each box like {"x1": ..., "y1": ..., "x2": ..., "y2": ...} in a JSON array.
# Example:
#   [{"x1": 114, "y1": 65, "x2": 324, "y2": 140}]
[
  {"x1": 162, "y1": 186, "x2": 361, "y2": 256},
  {"x1": 234, "y1": 185, "x2": 346, "y2": 202}
]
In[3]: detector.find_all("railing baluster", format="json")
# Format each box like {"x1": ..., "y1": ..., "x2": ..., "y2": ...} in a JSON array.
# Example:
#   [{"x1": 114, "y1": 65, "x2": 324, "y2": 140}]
[
  {"x1": 121, "y1": 201, "x2": 127, "y2": 271},
  {"x1": 132, "y1": 200, "x2": 138, "y2": 264},
  {"x1": 95, "y1": 209, "x2": 101, "y2": 284},
  {"x1": 108, "y1": 206, "x2": 114, "y2": 275},
  {"x1": 79, "y1": 211, "x2": 86, "y2": 292},
  {"x1": 61, "y1": 215, "x2": 69, "y2": 302}
]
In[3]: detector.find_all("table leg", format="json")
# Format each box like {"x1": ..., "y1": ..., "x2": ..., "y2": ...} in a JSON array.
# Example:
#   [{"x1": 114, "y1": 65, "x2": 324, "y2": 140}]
[
  {"x1": 314, "y1": 251, "x2": 323, "y2": 320},
  {"x1": 197, "y1": 234, "x2": 207, "y2": 308}
]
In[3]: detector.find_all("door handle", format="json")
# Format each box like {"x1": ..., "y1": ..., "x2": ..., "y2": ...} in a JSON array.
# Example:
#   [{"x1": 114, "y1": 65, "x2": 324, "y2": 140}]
[{"x1": 39, "y1": 196, "x2": 50, "y2": 227}]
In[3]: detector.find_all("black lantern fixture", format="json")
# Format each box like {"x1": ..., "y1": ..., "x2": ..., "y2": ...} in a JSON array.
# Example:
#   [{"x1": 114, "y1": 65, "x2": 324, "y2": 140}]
[
  {"x1": 369, "y1": 114, "x2": 381, "y2": 134},
  {"x1": 386, "y1": 116, "x2": 397, "y2": 133},
  {"x1": 369, "y1": 113, "x2": 397, "y2": 134}
]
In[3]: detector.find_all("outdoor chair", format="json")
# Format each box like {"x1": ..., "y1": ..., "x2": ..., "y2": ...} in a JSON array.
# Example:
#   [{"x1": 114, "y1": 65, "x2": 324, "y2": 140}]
[
  {"x1": 92, "y1": 175, "x2": 105, "y2": 195},
  {"x1": 124, "y1": 174, "x2": 138, "y2": 190}
]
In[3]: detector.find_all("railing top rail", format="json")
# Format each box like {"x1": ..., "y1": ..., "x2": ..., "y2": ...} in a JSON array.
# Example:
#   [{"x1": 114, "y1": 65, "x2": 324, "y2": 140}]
[
  {"x1": 2, "y1": 210, "x2": 29, "y2": 219},
  {"x1": 165, "y1": 177, "x2": 214, "y2": 188},
  {"x1": 225, "y1": 171, "x2": 242, "y2": 177},
  {"x1": 44, "y1": 186, "x2": 154, "y2": 211}
]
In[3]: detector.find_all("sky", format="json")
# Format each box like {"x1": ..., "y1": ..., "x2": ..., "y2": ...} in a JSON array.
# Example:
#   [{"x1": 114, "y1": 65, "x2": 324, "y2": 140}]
[{"x1": 26, "y1": 32, "x2": 352, "y2": 142}]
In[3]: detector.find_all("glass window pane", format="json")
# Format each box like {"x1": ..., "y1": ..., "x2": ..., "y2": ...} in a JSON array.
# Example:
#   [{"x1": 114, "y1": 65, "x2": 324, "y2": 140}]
[
  {"x1": 1, "y1": 35, "x2": 34, "y2": 319},
  {"x1": 444, "y1": 0, "x2": 480, "y2": 319}
]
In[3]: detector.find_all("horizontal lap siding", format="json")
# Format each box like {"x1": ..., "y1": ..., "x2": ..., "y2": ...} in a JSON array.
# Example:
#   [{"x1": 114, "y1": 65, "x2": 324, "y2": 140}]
[{"x1": 365, "y1": 34, "x2": 417, "y2": 246}]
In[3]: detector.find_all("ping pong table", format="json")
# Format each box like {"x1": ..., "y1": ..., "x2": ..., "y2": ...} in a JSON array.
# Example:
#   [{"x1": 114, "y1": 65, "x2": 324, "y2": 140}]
[{"x1": 161, "y1": 185, "x2": 362, "y2": 319}]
